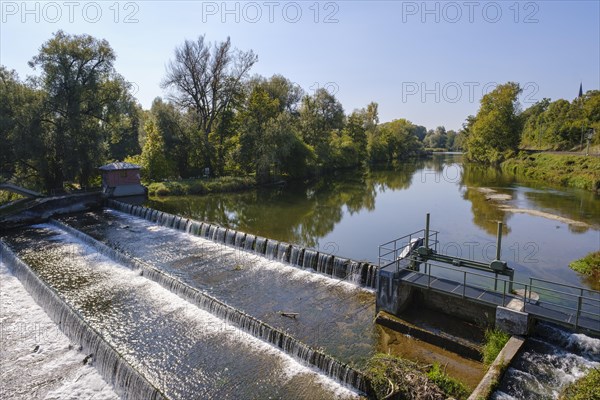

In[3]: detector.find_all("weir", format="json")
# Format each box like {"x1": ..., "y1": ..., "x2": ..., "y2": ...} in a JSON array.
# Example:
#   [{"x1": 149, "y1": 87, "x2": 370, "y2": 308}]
[
  {"x1": 3, "y1": 224, "x2": 366, "y2": 399},
  {"x1": 0, "y1": 241, "x2": 166, "y2": 400},
  {"x1": 107, "y1": 199, "x2": 378, "y2": 288},
  {"x1": 49, "y1": 219, "x2": 376, "y2": 397}
]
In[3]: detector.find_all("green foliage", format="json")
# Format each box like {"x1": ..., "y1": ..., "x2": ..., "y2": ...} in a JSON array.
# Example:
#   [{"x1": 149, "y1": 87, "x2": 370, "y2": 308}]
[
  {"x1": 299, "y1": 88, "x2": 345, "y2": 167},
  {"x1": 235, "y1": 77, "x2": 312, "y2": 182},
  {"x1": 139, "y1": 120, "x2": 176, "y2": 181},
  {"x1": 0, "y1": 190, "x2": 25, "y2": 206},
  {"x1": 560, "y1": 368, "x2": 600, "y2": 400},
  {"x1": 521, "y1": 91, "x2": 600, "y2": 150},
  {"x1": 426, "y1": 363, "x2": 470, "y2": 400},
  {"x1": 147, "y1": 176, "x2": 255, "y2": 196},
  {"x1": 0, "y1": 66, "x2": 46, "y2": 190},
  {"x1": 501, "y1": 153, "x2": 600, "y2": 192},
  {"x1": 162, "y1": 35, "x2": 258, "y2": 174},
  {"x1": 569, "y1": 251, "x2": 600, "y2": 279},
  {"x1": 30, "y1": 31, "x2": 137, "y2": 189},
  {"x1": 2, "y1": 32, "x2": 442, "y2": 192},
  {"x1": 2, "y1": 32, "x2": 139, "y2": 192},
  {"x1": 482, "y1": 329, "x2": 510, "y2": 365},
  {"x1": 368, "y1": 119, "x2": 423, "y2": 163},
  {"x1": 465, "y1": 82, "x2": 522, "y2": 164}
]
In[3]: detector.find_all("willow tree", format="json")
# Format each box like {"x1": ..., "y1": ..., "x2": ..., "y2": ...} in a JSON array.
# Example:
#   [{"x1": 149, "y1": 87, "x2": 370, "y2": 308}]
[
  {"x1": 162, "y1": 35, "x2": 257, "y2": 175},
  {"x1": 28, "y1": 31, "x2": 135, "y2": 190}
]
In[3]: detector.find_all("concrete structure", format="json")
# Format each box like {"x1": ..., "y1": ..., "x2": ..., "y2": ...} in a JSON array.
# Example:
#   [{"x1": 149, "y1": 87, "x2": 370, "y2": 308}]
[
  {"x1": 99, "y1": 162, "x2": 147, "y2": 198},
  {"x1": 496, "y1": 299, "x2": 531, "y2": 336},
  {"x1": 467, "y1": 336, "x2": 526, "y2": 400},
  {"x1": 0, "y1": 183, "x2": 42, "y2": 198},
  {"x1": 0, "y1": 193, "x2": 103, "y2": 231}
]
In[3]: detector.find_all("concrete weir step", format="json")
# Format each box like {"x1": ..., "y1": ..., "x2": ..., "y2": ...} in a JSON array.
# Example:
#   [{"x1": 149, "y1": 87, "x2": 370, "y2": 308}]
[{"x1": 375, "y1": 311, "x2": 483, "y2": 362}]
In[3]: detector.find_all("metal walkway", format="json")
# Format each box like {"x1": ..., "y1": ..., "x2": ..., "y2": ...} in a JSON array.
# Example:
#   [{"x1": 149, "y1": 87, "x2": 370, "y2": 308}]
[
  {"x1": 383, "y1": 261, "x2": 600, "y2": 335},
  {"x1": 0, "y1": 183, "x2": 42, "y2": 198}
]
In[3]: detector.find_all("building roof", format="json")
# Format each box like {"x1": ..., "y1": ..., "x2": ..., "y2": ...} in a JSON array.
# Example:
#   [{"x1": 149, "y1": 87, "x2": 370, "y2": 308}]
[{"x1": 98, "y1": 162, "x2": 141, "y2": 171}]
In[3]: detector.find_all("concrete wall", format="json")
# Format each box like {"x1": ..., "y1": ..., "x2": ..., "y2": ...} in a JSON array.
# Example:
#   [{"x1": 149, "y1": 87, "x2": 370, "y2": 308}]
[{"x1": 411, "y1": 288, "x2": 497, "y2": 328}]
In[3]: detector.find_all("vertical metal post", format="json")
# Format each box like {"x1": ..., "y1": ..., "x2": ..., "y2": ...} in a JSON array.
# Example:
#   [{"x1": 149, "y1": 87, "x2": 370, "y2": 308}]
[
  {"x1": 575, "y1": 295, "x2": 582, "y2": 329},
  {"x1": 503, "y1": 280, "x2": 507, "y2": 306},
  {"x1": 496, "y1": 222, "x2": 503, "y2": 260},
  {"x1": 425, "y1": 213, "x2": 430, "y2": 250},
  {"x1": 427, "y1": 263, "x2": 431, "y2": 288},
  {"x1": 463, "y1": 271, "x2": 466, "y2": 298}
]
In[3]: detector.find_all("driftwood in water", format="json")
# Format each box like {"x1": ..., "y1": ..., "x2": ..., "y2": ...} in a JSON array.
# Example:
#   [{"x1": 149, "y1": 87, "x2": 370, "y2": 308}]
[{"x1": 279, "y1": 312, "x2": 299, "y2": 319}]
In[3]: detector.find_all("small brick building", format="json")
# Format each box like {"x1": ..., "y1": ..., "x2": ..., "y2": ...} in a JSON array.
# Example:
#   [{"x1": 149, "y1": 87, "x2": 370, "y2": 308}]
[{"x1": 99, "y1": 162, "x2": 147, "y2": 197}]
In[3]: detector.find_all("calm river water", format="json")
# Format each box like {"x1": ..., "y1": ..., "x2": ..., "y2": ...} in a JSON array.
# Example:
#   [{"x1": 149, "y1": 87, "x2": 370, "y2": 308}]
[{"x1": 146, "y1": 154, "x2": 600, "y2": 290}]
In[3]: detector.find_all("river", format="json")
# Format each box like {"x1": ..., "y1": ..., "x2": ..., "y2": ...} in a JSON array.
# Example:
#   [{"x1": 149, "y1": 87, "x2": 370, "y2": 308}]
[{"x1": 146, "y1": 154, "x2": 600, "y2": 291}]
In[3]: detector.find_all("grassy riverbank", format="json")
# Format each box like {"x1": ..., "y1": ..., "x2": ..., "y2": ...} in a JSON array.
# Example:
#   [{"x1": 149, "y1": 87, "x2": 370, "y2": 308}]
[
  {"x1": 501, "y1": 153, "x2": 600, "y2": 193},
  {"x1": 147, "y1": 176, "x2": 256, "y2": 196}
]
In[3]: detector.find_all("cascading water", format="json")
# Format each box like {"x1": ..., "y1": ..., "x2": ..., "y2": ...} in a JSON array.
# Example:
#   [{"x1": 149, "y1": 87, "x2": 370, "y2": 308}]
[
  {"x1": 214, "y1": 227, "x2": 227, "y2": 243},
  {"x1": 290, "y1": 246, "x2": 303, "y2": 267},
  {"x1": 333, "y1": 257, "x2": 349, "y2": 279},
  {"x1": 265, "y1": 240, "x2": 279, "y2": 259},
  {"x1": 207, "y1": 225, "x2": 217, "y2": 241},
  {"x1": 302, "y1": 249, "x2": 318, "y2": 270},
  {"x1": 166, "y1": 214, "x2": 175, "y2": 228},
  {"x1": 244, "y1": 234, "x2": 256, "y2": 251},
  {"x1": 347, "y1": 262, "x2": 363, "y2": 285},
  {"x1": 254, "y1": 237, "x2": 267, "y2": 255},
  {"x1": 492, "y1": 323, "x2": 600, "y2": 400},
  {"x1": 0, "y1": 241, "x2": 166, "y2": 400},
  {"x1": 62, "y1": 207, "x2": 493, "y2": 392},
  {"x1": 106, "y1": 200, "x2": 378, "y2": 288},
  {"x1": 189, "y1": 221, "x2": 201, "y2": 235},
  {"x1": 234, "y1": 232, "x2": 245, "y2": 248},
  {"x1": 363, "y1": 264, "x2": 377, "y2": 288},
  {"x1": 200, "y1": 223, "x2": 210, "y2": 238},
  {"x1": 46, "y1": 219, "x2": 375, "y2": 397},
  {"x1": 225, "y1": 230, "x2": 236, "y2": 246},
  {"x1": 316, "y1": 253, "x2": 333, "y2": 275},
  {"x1": 277, "y1": 243, "x2": 291, "y2": 263}
]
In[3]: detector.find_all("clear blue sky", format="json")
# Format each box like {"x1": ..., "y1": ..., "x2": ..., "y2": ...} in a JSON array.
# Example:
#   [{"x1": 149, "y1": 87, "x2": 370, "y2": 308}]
[{"x1": 1, "y1": 1, "x2": 599, "y2": 130}]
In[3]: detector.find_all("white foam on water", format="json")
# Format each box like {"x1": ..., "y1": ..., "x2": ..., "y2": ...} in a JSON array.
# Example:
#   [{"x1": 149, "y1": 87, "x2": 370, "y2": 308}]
[
  {"x1": 259, "y1": 258, "x2": 370, "y2": 292},
  {"x1": 0, "y1": 261, "x2": 119, "y2": 400},
  {"x1": 493, "y1": 324, "x2": 600, "y2": 400},
  {"x1": 566, "y1": 332, "x2": 600, "y2": 359},
  {"x1": 106, "y1": 209, "x2": 372, "y2": 293},
  {"x1": 490, "y1": 391, "x2": 517, "y2": 400},
  {"x1": 36, "y1": 224, "x2": 361, "y2": 399}
]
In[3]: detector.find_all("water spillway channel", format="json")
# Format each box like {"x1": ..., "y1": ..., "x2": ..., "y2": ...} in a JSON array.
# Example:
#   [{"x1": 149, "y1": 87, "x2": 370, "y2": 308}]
[
  {"x1": 492, "y1": 323, "x2": 600, "y2": 400},
  {"x1": 1, "y1": 224, "x2": 360, "y2": 399},
  {"x1": 57, "y1": 208, "x2": 485, "y2": 389}
]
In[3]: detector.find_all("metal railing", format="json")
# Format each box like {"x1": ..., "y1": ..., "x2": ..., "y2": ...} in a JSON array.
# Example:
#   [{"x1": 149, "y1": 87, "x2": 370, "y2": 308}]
[
  {"x1": 378, "y1": 229, "x2": 439, "y2": 267},
  {"x1": 384, "y1": 257, "x2": 600, "y2": 332}
]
